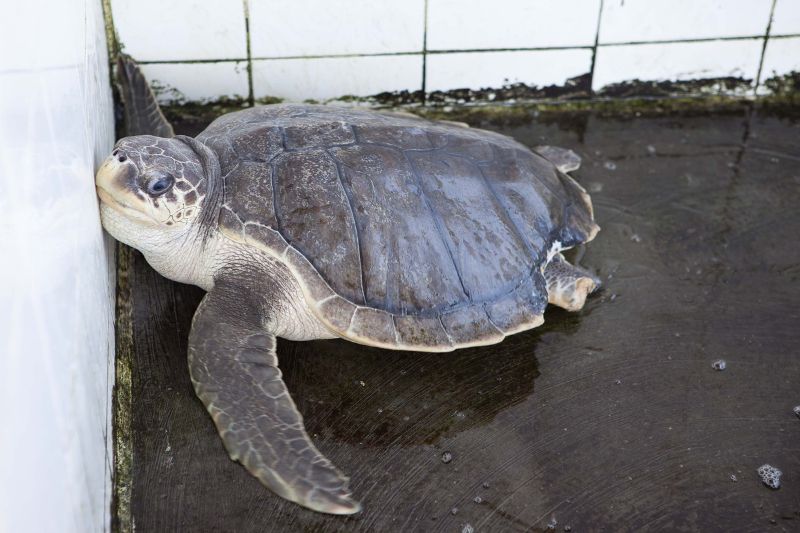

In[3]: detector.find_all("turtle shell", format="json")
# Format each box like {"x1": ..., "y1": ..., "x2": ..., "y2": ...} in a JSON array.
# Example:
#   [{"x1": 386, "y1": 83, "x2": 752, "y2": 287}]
[{"x1": 197, "y1": 104, "x2": 598, "y2": 351}]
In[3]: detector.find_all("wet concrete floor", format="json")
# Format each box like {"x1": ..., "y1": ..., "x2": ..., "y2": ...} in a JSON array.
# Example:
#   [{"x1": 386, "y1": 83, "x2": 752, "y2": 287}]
[{"x1": 125, "y1": 103, "x2": 800, "y2": 532}]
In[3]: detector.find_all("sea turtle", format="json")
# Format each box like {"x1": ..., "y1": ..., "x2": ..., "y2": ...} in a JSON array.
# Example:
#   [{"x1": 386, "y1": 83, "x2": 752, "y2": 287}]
[{"x1": 97, "y1": 56, "x2": 600, "y2": 515}]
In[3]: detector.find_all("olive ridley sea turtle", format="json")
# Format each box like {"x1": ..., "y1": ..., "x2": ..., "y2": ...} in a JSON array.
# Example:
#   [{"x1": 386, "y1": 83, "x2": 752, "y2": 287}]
[{"x1": 97, "y1": 56, "x2": 600, "y2": 515}]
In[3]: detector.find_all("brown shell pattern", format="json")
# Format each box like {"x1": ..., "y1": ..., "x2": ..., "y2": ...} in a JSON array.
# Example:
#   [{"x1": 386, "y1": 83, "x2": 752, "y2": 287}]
[{"x1": 198, "y1": 104, "x2": 597, "y2": 350}]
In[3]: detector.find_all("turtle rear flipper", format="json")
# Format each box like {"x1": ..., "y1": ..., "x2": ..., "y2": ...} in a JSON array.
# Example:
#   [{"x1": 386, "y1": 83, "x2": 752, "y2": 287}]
[
  {"x1": 534, "y1": 145, "x2": 581, "y2": 173},
  {"x1": 544, "y1": 253, "x2": 600, "y2": 311},
  {"x1": 188, "y1": 277, "x2": 360, "y2": 515},
  {"x1": 116, "y1": 53, "x2": 174, "y2": 137}
]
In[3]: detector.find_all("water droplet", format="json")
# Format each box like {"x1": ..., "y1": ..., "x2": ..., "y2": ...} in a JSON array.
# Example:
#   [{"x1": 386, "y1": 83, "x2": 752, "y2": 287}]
[
  {"x1": 630, "y1": 233, "x2": 642, "y2": 243},
  {"x1": 441, "y1": 451, "x2": 453, "y2": 464},
  {"x1": 462, "y1": 524, "x2": 474, "y2": 533},
  {"x1": 588, "y1": 182, "x2": 603, "y2": 193},
  {"x1": 482, "y1": 481, "x2": 490, "y2": 489},
  {"x1": 793, "y1": 405, "x2": 800, "y2": 419},
  {"x1": 603, "y1": 161, "x2": 617, "y2": 170},
  {"x1": 614, "y1": 379, "x2": 622, "y2": 385},
  {"x1": 757, "y1": 464, "x2": 782, "y2": 489},
  {"x1": 564, "y1": 526, "x2": 572, "y2": 532},
  {"x1": 473, "y1": 496, "x2": 482, "y2": 504},
  {"x1": 712, "y1": 359, "x2": 727, "y2": 371},
  {"x1": 450, "y1": 507, "x2": 458, "y2": 515},
  {"x1": 646, "y1": 144, "x2": 657, "y2": 155},
  {"x1": 547, "y1": 515, "x2": 558, "y2": 529},
  {"x1": 730, "y1": 474, "x2": 738, "y2": 482}
]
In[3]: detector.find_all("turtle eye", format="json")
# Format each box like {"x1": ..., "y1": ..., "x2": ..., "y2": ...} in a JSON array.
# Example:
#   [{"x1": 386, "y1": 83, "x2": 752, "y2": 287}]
[{"x1": 146, "y1": 174, "x2": 175, "y2": 196}]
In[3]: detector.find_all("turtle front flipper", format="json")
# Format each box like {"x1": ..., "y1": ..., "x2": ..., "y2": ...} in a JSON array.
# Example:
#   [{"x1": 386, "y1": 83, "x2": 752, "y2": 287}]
[
  {"x1": 188, "y1": 278, "x2": 360, "y2": 515},
  {"x1": 544, "y1": 253, "x2": 600, "y2": 311}
]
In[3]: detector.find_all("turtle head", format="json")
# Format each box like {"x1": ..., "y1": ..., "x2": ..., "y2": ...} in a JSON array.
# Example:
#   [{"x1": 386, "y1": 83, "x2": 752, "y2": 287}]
[
  {"x1": 95, "y1": 135, "x2": 210, "y2": 231},
  {"x1": 96, "y1": 135, "x2": 221, "y2": 285}
]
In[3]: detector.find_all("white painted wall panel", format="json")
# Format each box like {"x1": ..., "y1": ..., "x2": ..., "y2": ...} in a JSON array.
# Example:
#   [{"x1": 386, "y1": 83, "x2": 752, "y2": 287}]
[
  {"x1": 0, "y1": 0, "x2": 115, "y2": 532},
  {"x1": 112, "y1": 0, "x2": 248, "y2": 61},
  {"x1": 599, "y1": 0, "x2": 773, "y2": 43},
  {"x1": 427, "y1": 0, "x2": 600, "y2": 50},
  {"x1": 593, "y1": 40, "x2": 764, "y2": 91},
  {"x1": 252, "y1": 54, "x2": 423, "y2": 101},
  {"x1": 426, "y1": 49, "x2": 592, "y2": 92},
  {"x1": 249, "y1": 0, "x2": 425, "y2": 57}
]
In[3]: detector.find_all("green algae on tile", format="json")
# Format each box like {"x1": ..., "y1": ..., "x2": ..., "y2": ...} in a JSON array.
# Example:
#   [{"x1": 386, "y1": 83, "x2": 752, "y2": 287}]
[{"x1": 112, "y1": 243, "x2": 134, "y2": 533}]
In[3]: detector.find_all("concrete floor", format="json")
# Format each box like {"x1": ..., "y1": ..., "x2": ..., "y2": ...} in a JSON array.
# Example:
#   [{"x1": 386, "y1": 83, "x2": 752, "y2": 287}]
[{"x1": 122, "y1": 103, "x2": 800, "y2": 532}]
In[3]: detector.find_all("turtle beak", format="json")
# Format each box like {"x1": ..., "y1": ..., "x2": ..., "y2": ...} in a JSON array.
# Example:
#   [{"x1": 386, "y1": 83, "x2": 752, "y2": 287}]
[
  {"x1": 95, "y1": 150, "x2": 153, "y2": 222},
  {"x1": 96, "y1": 149, "x2": 135, "y2": 192}
]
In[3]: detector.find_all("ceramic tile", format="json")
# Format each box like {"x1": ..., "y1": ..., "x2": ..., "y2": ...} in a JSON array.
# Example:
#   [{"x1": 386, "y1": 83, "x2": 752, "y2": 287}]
[
  {"x1": 593, "y1": 40, "x2": 764, "y2": 91},
  {"x1": 771, "y1": 0, "x2": 800, "y2": 35},
  {"x1": 112, "y1": 0, "x2": 247, "y2": 61},
  {"x1": 427, "y1": 0, "x2": 600, "y2": 50},
  {"x1": 426, "y1": 49, "x2": 592, "y2": 92},
  {"x1": 599, "y1": 0, "x2": 773, "y2": 43},
  {"x1": 141, "y1": 62, "x2": 250, "y2": 103},
  {"x1": 758, "y1": 37, "x2": 800, "y2": 91},
  {"x1": 249, "y1": 0, "x2": 425, "y2": 57},
  {"x1": 252, "y1": 54, "x2": 423, "y2": 101}
]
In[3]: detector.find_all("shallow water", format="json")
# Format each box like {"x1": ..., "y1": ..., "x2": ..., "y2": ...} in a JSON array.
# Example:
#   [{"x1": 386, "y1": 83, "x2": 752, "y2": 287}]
[{"x1": 126, "y1": 104, "x2": 800, "y2": 531}]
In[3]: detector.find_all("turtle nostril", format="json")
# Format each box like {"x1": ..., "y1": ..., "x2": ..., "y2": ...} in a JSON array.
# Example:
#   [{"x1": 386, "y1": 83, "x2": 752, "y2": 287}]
[{"x1": 112, "y1": 149, "x2": 119, "y2": 156}]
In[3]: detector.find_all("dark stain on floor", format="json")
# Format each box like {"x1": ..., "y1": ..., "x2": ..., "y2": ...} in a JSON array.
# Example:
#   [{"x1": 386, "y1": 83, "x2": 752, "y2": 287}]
[{"x1": 124, "y1": 104, "x2": 800, "y2": 532}]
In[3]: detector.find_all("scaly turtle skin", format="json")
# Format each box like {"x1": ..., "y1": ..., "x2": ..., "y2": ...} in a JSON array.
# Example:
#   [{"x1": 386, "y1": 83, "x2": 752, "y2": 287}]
[{"x1": 97, "y1": 56, "x2": 600, "y2": 515}]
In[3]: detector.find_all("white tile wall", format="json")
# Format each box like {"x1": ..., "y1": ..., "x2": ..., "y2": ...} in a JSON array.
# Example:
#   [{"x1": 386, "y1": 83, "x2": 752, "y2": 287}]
[
  {"x1": 759, "y1": 36, "x2": 800, "y2": 84},
  {"x1": 426, "y1": 49, "x2": 592, "y2": 92},
  {"x1": 106, "y1": 0, "x2": 800, "y2": 102},
  {"x1": 593, "y1": 39, "x2": 765, "y2": 92},
  {"x1": 0, "y1": 0, "x2": 115, "y2": 532},
  {"x1": 143, "y1": 61, "x2": 250, "y2": 103},
  {"x1": 253, "y1": 54, "x2": 423, "y2": 101},
  {"x1": 771, "y1": 0, "x2": 800, "y2": 36},
  {"x1": 112, "y1": 0, "x2": 247, "y2": 61},
  {"x1": 427, "y1": 0, "x2": 600, "y2": 50},
  {"x1": 249, "y1": 0, "x2": 425, "y2": 57},
  {"x1": 599, "y1": 0, "x2": 773, "y2": 43}
]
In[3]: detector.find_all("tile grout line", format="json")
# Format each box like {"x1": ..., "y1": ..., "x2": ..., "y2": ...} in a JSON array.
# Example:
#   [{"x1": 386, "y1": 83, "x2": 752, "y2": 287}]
[
  {"x1": 754, "y1": 0, "x2": 778, "y2": 95},
  {"x1": 597, "y1": 34, "x2": 781, "y2": 47},
  {"x1": 243, "y1": 0, "x2": 255, "y2": 106},
  {"x1": 421, "y1": 0, "x2": 429, "y2": 105},
  {"x1": 134, "y1": 32, "x2": 800, "y2": 68},
  {"x1": 589, "y1": 0, "x2": 605, "y2": 95}
]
